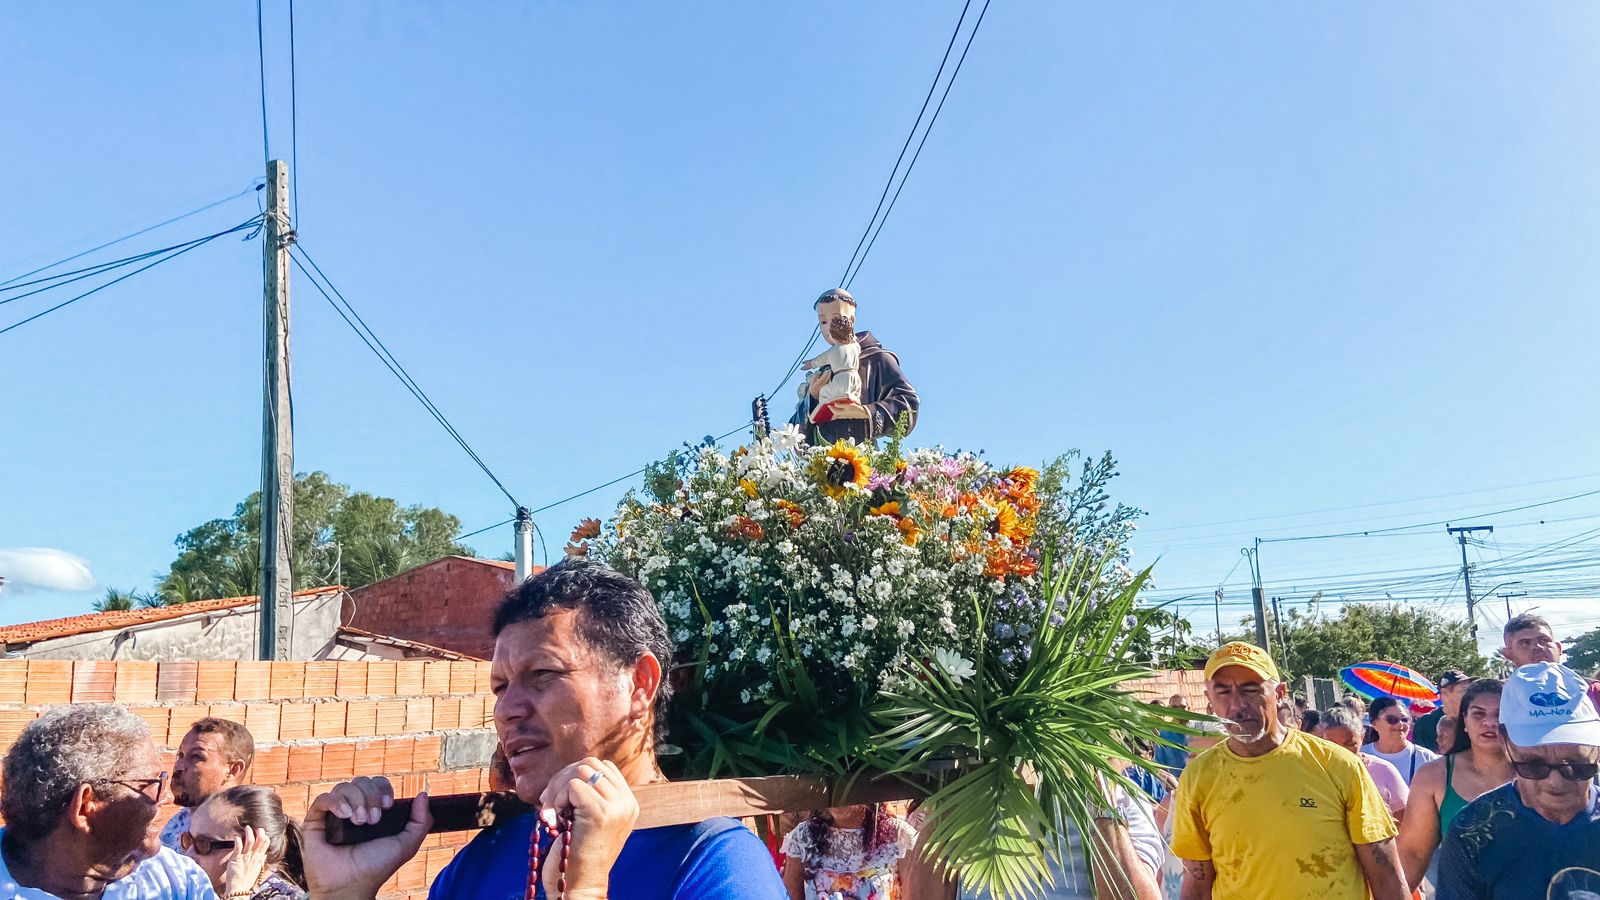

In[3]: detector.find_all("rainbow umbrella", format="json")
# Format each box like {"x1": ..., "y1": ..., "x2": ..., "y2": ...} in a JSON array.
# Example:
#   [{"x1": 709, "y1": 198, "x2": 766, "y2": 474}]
[{"x1": 1338, "y1": 661, "x2": 1438, "y2": 703}]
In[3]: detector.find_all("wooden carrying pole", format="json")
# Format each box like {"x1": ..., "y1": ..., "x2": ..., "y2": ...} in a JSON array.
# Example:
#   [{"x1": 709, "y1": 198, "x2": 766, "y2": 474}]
[
  {"x1": 322, "y1": 774, "x2": 926, "y2": 845},
  {"x1": 259, "y1": 159, "x2": 295, "y2": 661}
]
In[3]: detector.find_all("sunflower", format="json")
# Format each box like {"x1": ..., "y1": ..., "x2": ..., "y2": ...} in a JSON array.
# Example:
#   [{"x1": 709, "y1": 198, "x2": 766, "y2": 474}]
[
  {"x1": 993, "y1": 501, "x2": 1034, "y2": 544},
  {"x1": 811, "y1": 440, "x2": 872, "y2": 499}
]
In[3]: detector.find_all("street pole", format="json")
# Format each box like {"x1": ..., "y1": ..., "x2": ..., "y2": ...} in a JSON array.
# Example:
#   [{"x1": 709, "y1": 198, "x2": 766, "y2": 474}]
[
  {"x1": 1271, "y1": 596, "x2": 1289, "y2": 666},
  {"x1": 258, "y1": 160, "x2": 295, "y2": 661},
  {"x1": 1213, "y1": 588, "x2": 1223, "y2": 646},
  {"x1": 1499, "y1": 590, "x2": 1528, "y2": 621},
  {"x1": 1250, "y1": 539, "x2": 1269, "y2": 650},
  {"x1": 1446, "y1": 525, "x2": 1494, "y2": 643},
  {"x1": 514, "y1": 507, "x2": 534, "y2": 582}
]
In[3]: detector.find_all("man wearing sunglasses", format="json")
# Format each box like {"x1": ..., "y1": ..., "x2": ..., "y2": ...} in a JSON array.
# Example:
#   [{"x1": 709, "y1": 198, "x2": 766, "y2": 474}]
[
  {"x1": 1436, "y1": 662, "x2": 1600, "y2": 900},
  {"x1": 0, "y1": 704, "x2": 219, "y2": 898}
]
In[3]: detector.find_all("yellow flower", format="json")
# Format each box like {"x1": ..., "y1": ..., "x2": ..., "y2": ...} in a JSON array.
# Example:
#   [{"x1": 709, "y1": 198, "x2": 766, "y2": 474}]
[
  {"x1": 897, "y1": 516, "x2": 923, "y2": 546},
  {"x1": 739, "y1": 479, "x2": 759, "y2": 498},
  {"x1": 869, "y1": 501, "x2": 902, "y2": 518},
  {"x1": 811, "y1": 441, "x2": 872, "y2": 499}
]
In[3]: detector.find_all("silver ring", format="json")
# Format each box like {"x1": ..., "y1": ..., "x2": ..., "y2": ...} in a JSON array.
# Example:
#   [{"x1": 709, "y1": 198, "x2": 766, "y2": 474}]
[{"x1": 587, "y1": 771, "x2": 604, "y2": 786}]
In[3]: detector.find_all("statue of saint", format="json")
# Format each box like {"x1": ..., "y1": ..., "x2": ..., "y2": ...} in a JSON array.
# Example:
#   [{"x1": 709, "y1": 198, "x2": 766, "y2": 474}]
[{"x1": 791, "y1": 288, "x2": 919, "y2": 444}]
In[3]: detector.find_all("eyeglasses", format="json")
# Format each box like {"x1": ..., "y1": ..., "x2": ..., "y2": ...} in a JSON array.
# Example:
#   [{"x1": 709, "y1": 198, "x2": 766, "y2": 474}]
[
  {"x1": 93, "y1": 771, "x2": 168, "y2": 803},
  {"x1": 1381, "y1": 715, "x2": 1411, "y2": 726},
  {"x1": 178, "y1": 832, "x2": 237, "y2": 856},
  {"x1": 1509, "y1": 759, "x2": 1600, "y2": 781}
]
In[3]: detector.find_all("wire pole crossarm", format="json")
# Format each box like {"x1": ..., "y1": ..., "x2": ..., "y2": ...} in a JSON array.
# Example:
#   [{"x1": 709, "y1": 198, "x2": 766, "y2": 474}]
[{"x1": 1446, "y1": 524, "x2": 1495, "y2": 642}]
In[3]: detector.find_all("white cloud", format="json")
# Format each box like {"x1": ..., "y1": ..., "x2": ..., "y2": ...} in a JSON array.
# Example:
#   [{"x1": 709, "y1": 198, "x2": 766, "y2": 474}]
[{"x1": 0, "y1": 548, "x2": 95, "y2": 594}]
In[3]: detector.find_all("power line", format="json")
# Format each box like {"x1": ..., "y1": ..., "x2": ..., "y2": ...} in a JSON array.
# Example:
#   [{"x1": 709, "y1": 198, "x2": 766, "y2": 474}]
[
  {"x1": 256, "y1": 0, "x2": 272, "y2": 168},
  {"x1": 527, "y1": 422, "x2": 753, "y2": 516},
  {"x1": 2, "y1": 226, "x2": 266, "y2": 306},
  {"x1": 290, "y1": 244, "x2": 521, "y2": 510},
  {"x1": 0, "y1": 183, "x2": 260, "y2": 290},
  {"x1": 289, "y1": 0, "x2": 301, "y2": 225},
  {"x1": 456, "y1": 517, "x2": 514, "y2": 542},
  {"x1": 843, "y1": 0, "x2": 992, "y2": 291},
  {"x1": 0, "y1": 217, "x2": 263, "y2": 338},
  {"x1": 1258, "y1": 488, "x2": 1600, "y2": 544}
]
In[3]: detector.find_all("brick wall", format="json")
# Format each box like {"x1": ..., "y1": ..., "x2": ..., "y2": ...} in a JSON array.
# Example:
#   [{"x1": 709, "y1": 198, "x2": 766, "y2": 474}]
[
  {"x1": 0, "y1": 658, "x2": 497, "y2": 900},
  {"x1": 1127, "y1": 668, "x2": 1208, "y2": 711},
  {"x1": 344, "y1": 557, "x2": 521, "y2": 661}
]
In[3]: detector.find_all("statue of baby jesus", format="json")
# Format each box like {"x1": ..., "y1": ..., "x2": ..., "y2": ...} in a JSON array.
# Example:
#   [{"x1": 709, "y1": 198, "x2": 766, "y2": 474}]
[{"x1": 800, "y1": 310, "x2": 866, "y2": 424}]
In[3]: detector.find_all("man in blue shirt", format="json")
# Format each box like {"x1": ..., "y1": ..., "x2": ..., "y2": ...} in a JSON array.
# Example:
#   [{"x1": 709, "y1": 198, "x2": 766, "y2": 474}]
[
  {"x1": 303, "y1": 558, "x2": 787, "y2": 900},
  {"x1": 1437, "y1": 662, "x2": 1600, "y2": 900},
  {"x1": 1153, "y1": 694, "x2": 1190, "y2": 776}
]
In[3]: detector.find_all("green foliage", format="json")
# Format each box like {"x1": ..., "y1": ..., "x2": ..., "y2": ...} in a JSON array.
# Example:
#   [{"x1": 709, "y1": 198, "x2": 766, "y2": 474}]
[
  {"x1": 1238, "y1": 598, "x2": 1491, "y2": 680},
  {"x1": 95, "y1": 588, "x2": 134, "y2": 612},
  {"x1": 1565, "y1": 627, "x2": 1600, "y2": 678},
  {"x1": 157, "y1": 472, "x2": 470, "y2": 602}
]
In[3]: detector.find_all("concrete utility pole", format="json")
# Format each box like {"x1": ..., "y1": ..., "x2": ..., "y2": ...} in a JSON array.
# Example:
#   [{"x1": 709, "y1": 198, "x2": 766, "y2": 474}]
[
  {"x1": 259, "y1": 160, "x2": 295, "y2": 661},
  {"x1": 514, "y1": 507, "x2": 534, "y2": 582},
  {"x1": 1499, "y1": 590, "x2": 1528, "y2": 620},
  {"x1": 1447, "y1": 524, "x2": 1494, "y2": 642}
]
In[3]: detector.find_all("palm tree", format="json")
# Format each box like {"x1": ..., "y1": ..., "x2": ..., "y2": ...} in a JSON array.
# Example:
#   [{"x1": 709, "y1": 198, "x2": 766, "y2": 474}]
[{"x1": 94, "y1": 588, "x2": 135, "y2": 612}]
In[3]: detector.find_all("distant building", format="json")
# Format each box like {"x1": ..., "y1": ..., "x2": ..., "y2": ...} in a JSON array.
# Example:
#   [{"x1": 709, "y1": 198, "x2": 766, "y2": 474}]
[{"x1": 344, "y1": 556, "x2": 541, "y2": 661}]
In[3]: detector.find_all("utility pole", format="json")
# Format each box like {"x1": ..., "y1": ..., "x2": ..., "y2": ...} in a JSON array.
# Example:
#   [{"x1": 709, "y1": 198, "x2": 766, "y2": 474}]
[
  {"x1": 1213, "y1": 588, "x2": 1223, "y2": 646},
  {"x1": 258, "y1": 160, "x2": 295, "y2": 661},
  {"x1": 1271, "y1": 596, "x2": 1289, "y2": 666},
  {"x1": 514, "y1": 507, "x2": 534, "y2": 582},
  {"x1": 1446, "y1": 525, "x2": 1494, "y2": 642},
  {"x1": 1249, "y1": 540, "x2": 1269, "y2": 650},
  {"x1": 1499, "y1": 590, "x2": 1528, "y2": 621}
]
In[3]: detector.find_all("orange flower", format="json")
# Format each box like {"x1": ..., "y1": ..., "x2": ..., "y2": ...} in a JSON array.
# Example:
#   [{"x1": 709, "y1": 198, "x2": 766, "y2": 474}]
[
  {"x1": 994, "y1": 501, "x2": 1030, "y2": 543},
  {"x1": 570, "y1": 518, "x2": 602, "y2": 542},
  {"x1": 1008, "y1": 467, "x2": 1040, "y2": 492},
  {"x1": 869, "y1": 501, "x2": 902, "y2": 518},
  {"x1": 773, "y1": 499, "x2": 805, "y2": 529},
  {"x1": 896, "y1": 516, "x2": 923, "y2": 546},
  {"x1": 565, "y1": 541, "x2": 591, "y2": 557},
  {"x1": 941, "y1": 502, "x2": 958, "y2": 519},
  {"x1": 727, "y1": 516, "x2": 766, "y2": 541}
]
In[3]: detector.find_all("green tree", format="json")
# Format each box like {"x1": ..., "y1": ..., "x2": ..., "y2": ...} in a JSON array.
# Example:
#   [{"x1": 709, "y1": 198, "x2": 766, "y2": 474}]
[
  {"x1": 1239, "y1": 598, "x2": 1491, "y2": 681},
  {"x1": 158, "y1": 472, "x2": 471, "y2": 602},
  {"x1": 1565, "y1": 626, "x2": 1600, "y2": 677}
]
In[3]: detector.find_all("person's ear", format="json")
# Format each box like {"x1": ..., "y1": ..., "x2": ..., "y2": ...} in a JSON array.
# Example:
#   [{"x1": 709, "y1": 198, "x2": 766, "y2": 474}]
[
  {"x1": 228, "y1": 758, "x2": 248, "y2": 784},
  {"x1": 67, "y1": 782, "x2": 98, "y2": 835},
  {"x1": 1273, "y1": 681, "x2": 1288, "y2": 701},
  {"x1": 629, "y1": 652, "x2": 663, "y2": 726}
]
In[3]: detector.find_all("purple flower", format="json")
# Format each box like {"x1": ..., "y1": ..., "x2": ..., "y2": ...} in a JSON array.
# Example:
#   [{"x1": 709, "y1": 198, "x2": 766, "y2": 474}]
[
  {"x1": 842, "y1": 531, "x2": 857, "y2": 544},
  {"x1": 866, "y1": 473, "x2": 897, "y2": 491}
]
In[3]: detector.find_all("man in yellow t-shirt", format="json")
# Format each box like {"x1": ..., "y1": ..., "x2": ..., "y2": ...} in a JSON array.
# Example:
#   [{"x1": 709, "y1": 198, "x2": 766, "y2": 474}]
[{"x1": 1170, "y1": 642, "x2": 1408, "y2": 900}]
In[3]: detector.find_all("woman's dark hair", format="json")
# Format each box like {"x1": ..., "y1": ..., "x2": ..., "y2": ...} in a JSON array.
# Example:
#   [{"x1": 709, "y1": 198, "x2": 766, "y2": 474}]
[
  {"x1": 492, "y1": 558, "x2": 674, "y2": 742},
  {"x1": 804, "y1": 803, "x2": 896, "y2": 861},
  {"x1": 207, "y1": 785, "x2": 304, "y2": 888},
  {"x1": 1368, "y1": 696, "x2": 1403, "y2": 719},
  {"x1": 1450, "y1": 679, "x2": 1503, "y2": 754},
  {"x1": 1299, "y1": 709, "x2": 1321, "y2": 733}
]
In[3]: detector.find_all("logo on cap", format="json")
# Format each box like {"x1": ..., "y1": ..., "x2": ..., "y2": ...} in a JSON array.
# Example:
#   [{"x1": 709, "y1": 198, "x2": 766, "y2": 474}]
[{"x1": 1529, "y1": 691, "x2": 1570, "y2": 709}]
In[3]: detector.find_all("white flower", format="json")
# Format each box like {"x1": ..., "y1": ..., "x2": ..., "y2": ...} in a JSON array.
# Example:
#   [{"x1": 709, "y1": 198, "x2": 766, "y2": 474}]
[
  {"x1": 861, "y1": 614, "x2": 878, "y2": 631},
  {"x1": 933, "y1": 648, "x2": 976, "y2": 683},
  {"x1": 769, "y1": 424, "x2": 805, "y2": 457}
]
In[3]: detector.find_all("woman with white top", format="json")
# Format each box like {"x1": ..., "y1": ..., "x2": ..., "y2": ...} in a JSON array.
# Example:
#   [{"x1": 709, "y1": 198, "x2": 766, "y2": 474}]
[{"x1": 1362, "y1": 696, "x2": 1439, "y2": 787}]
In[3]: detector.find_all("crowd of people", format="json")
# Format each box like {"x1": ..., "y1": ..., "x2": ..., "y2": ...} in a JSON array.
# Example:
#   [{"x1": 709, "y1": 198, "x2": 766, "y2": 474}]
[{"x1": 0, "y1": 561, "x2": 1597, "y2": 899}]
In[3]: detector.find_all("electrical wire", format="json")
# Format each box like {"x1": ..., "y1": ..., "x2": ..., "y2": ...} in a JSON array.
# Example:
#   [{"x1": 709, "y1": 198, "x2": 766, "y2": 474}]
[
  {"x1": 0, "y1": 183, "x2": 261, "y2": 290},
  {"x1": 0, "y1": 217, "x2": 263, "y2": 338},
  {"x1": 2, "y1": 227, "x2": 266, "y2": 306},
  {"x1": 456, "y1": 518, "x2": 515, "y2": 542},
  {"x1": 290, "y1": 245, "x2": 521, "y2": 510},
  {"x1": 289, "y1": 0, "x2": 300, "y2": 225},
  {"x1": 1258, "y1": 488, "x2": 1600, "y2": 544},
  {"x1": 527, "y1": 422, "x2": 753, "y2": 516},
  {"x1": 843, "y1": 0, "x2": 992, "y2": 291},
  {"x1": 256, "y1": 0, "x2": 271, "y2": 169}
]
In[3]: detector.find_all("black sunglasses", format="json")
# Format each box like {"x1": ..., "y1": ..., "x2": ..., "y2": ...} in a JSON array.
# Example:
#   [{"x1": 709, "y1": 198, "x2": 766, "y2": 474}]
[
  {"x1": 1509, "y1": 759, "x2": 1600, "y2": 781},
  {"x1": 179, "y1": 832, "x2": 237, "y2": 855},
  {"x1": 1380, "y1": 715, "x2": 1411, "y2": 726},
  {"x1": 93, "y1": 771, "x2": 167, "y2": 803}
]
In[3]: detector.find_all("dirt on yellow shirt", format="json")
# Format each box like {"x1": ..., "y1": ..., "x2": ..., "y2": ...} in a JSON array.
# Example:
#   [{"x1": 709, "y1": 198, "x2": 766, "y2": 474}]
[{"x1": 1169, "y1": 728, "x2": 1397, "y2": 900}]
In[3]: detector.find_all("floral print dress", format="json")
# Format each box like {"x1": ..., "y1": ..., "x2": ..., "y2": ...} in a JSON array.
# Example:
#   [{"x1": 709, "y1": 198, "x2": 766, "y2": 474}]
[{"x1": 780, "y1": 818, "x2": 918, "y2": 900}]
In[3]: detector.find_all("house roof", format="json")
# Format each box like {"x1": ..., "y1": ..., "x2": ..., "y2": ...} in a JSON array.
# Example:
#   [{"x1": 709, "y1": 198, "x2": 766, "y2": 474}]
[
  {"x1": 0, "y1": 586, "x2": 344, "y2": 647},
  {"x1": 332, "y1": 625, "x2": 483, "y2": 661}
]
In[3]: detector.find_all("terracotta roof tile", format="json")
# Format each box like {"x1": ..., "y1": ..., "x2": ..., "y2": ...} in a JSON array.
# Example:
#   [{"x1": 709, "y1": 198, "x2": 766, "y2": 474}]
[
  {"x1": 0, "y1": 587, "x2": 344, "y2": 646},
  {"x1": 333, "y1": 626, "x2": 484, "y2": 661}
]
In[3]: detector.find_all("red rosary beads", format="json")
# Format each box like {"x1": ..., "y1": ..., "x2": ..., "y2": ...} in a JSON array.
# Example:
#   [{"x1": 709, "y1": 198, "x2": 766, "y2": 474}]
[{"x1": 526, "y1": 806, "x2": 576, "y2": 900}]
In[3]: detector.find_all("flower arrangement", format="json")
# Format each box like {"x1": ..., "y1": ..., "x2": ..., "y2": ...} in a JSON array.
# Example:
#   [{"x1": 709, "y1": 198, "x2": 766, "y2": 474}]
[{"x1": 581, "y1": 426, "x2": 1185, "y2": 897}]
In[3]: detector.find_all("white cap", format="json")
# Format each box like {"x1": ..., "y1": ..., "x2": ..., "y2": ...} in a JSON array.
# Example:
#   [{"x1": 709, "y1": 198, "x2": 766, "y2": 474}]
[{"x1": 1500, "y1": 662, "x2": 1600, "y2": 748}]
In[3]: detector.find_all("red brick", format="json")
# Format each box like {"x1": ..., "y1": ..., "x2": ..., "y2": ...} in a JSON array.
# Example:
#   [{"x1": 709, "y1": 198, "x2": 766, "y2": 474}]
[
  {"x1": 69, "y1": 660, "x2": 116, "y2": 703},
  {"x1": 234, "y1": 662, "x2": 272, "y2": 700},
  {"x1": 448, "y1": 661, "x2": 475, "y2": 695},
  {"x1": 253, "y1": 745, "x2": 290, "y2": 784},
  {"x1": 270, "y1": 662, "x2": 306, "y2": 699},
  {"x1": 367, "y1": 662, "x2": 397, "y2": 697},
  {"x1": 155, "y1": 661, "x2": 198, "y2": 703},
  {"x1": 166, "y1": 705, "x2": 210, "y2": 747},
  {"x1": 353, "y1": 740, "x2": 387, "y2": 777},
  {"x1": 279, "y1": 703, "x2": 315, "y2": 741},
  {"x1": 396, "y1": 853, "x2": 427, "y2": 890},
  {"x1": 244, "y1": 703, "x2": 281, "y2": 743},
  {"x1": 194, "y1": 661, "x2": 237, "y2": 701},
  {"x1": 277, "y1": 782, "x2": 311, "y2": 820},
  {"x1": 24, "y1": 660, "x2": 72, "y2": 705},
  {"x1": 375, "y1": 700, "x2": 407, "y2": 736},
  {"x1": 430, "y1": 697, "x2": 461, "y2": 731},
  {"x1": 403, "y1": 698, "x2": 433, "y2": 734},
  {"x1": 423, "y1": 847, "x2": 453, "y2": 884},
  {"x1": 206, "y1": 702, "x2": 247, "y2": 727},
  {"x1": 287, "y1": 744, "x2": 324, "y2": 783},
  {"x1": 313, "y1": 701, "x2": 348, "y2": 739},
  {"x1": 0, "y1": 660, "x2": 27, "y2": 704},
  {"x1": 394, "y1": 661, "x2": 426, "y2": 696},
  {"x1": 112, "y1": 660, "x2": 158, "y2": 703},
  {"x1": 421, "y1": 662, "x2": 450, "y2": 696},
  {"x1": 336, "y1": 661, "x2": 369, "y2": 698},
  {"x1": 473, "y1": 662, "x2": 492, "y2": 694},
  {"x1": 0, "y1": 709, "x2": 37, "y2": 747},
  {"x1": 304, "y1": 661, "x2": 339, "y2": 698},
  {"x1": 411, "y1": 735, "x2": 442, "y2": 772},
  {"x1": 383, "y1": 738, "x2": 414, "y2": 774},
  {"x1": 345, "y1": 700, "x2": 378, "y2": 737},
  {"x1": 133, "y1": 707, "x2": 171, "y2": 745},
  {"x1": 321, "y1": 741, "x2": 356, "y2": 780}
]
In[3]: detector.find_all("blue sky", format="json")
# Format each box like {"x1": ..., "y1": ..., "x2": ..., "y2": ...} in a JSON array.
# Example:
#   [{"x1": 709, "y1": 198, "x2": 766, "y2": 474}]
[{"x1": 4, "y1": 3, "x2": 1600, "y2": 657}]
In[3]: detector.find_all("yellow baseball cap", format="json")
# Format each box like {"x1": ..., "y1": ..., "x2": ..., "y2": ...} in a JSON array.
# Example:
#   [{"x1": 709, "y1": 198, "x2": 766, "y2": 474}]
[{"x1": 1204, "y1": 641, "x2": 1280, "y2": 681}]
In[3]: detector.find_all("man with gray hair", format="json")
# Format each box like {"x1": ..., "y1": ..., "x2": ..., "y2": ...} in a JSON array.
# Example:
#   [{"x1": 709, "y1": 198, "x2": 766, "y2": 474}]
[{"x1": 0, "y1": 704, "x2": 260, "y2": 898}]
